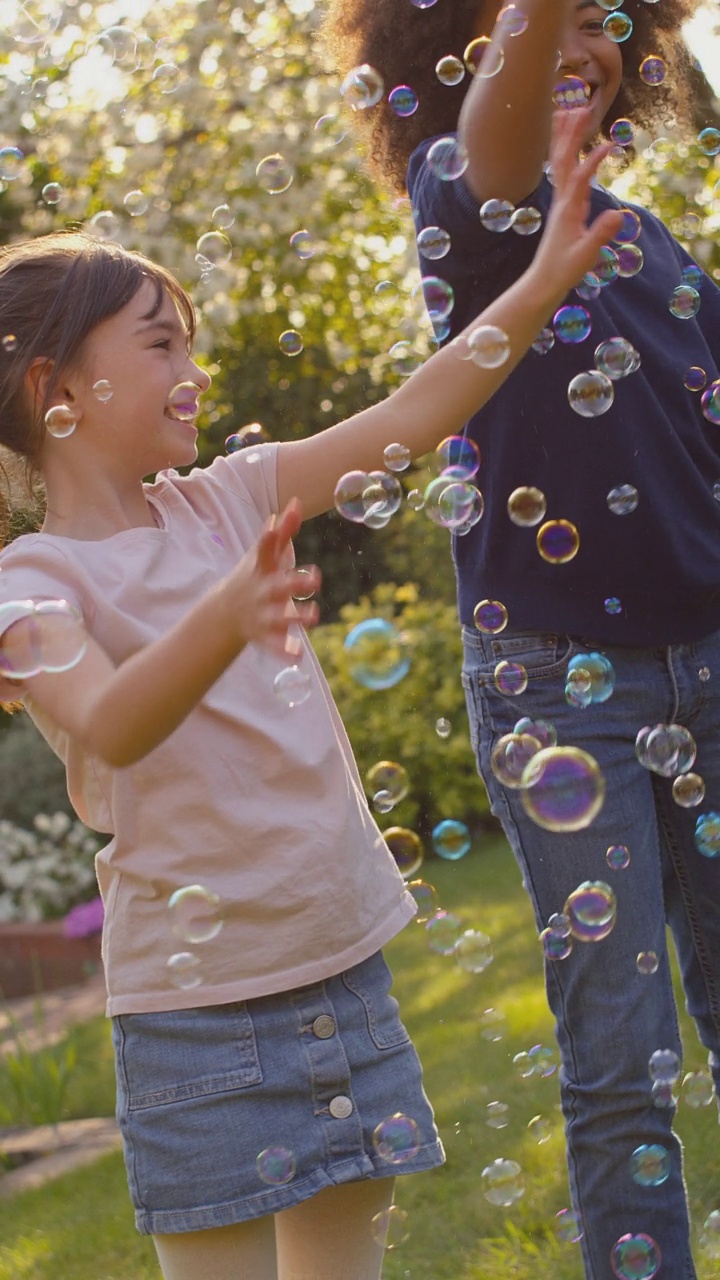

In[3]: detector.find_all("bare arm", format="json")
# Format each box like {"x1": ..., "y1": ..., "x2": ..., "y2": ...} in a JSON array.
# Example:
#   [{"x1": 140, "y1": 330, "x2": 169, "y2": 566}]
[
  {"x1": 1, "y1": 501, "x2": 320, "y2": 768},
  {"x1": 277, "y1": 111, "x2": 623, "y2": 520},
  {"x1": 458, "y1": 0, "x2": 573, "y2": 205}
]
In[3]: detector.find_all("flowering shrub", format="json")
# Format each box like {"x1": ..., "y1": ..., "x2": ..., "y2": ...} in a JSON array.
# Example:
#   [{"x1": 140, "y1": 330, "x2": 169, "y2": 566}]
[{"x1": 0, "y1": 813, "x2": 100, "y2": 924}]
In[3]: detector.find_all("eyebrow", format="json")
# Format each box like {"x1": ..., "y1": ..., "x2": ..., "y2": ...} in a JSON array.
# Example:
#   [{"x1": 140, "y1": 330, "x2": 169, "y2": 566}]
[
  {"x1": 576, "y1": 0, "x2": 602, "y2": 8},
  {"x1": 134, "y1": 318, "x2": 188, "y2": 337}
]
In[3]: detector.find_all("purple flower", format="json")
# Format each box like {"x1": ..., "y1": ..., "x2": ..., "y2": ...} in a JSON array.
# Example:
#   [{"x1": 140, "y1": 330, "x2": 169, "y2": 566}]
[{"x1": 63, "y1": 895, "x2": 104, "y2": 938}]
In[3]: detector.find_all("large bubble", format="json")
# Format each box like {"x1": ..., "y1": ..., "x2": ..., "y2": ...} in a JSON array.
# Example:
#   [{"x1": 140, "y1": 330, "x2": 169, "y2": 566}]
[
  {"x1": 564, "y1": 881, "x2": 617, "y2": 942},
  {"x1": 521, "y1": 747, "x2": 605, "y2": 832},
  {"x1": 344, "y1": 618, "x2": 411, "y2": 690}
]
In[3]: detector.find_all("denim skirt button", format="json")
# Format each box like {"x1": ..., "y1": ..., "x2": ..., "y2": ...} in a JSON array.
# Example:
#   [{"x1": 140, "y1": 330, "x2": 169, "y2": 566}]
[
  {"x1": 329, "y1": 1094, "x2": 353, "y2": 1118},
  {"x1": 312, "y1": 1014, "x2": 336, "y2": 1039}
]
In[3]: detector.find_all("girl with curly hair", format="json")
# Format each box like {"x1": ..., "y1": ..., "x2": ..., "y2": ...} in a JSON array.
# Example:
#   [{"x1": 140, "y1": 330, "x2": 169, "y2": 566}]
[{"x1": 323, "y1": 2, "x2": 720, "y2": 1277}]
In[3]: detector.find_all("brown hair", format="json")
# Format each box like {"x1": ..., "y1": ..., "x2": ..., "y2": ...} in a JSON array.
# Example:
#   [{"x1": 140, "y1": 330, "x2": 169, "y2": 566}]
[
  {"x1": 0, "y1": 231, "x2": 196, "y2": 542},
  {"x1": 321, "y1": 0, "x2": 703, "y2": 193}
]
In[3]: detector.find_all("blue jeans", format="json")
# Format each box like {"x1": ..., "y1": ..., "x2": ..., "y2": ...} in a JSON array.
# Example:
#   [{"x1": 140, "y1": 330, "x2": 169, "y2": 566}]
[{"x1": 462, "y1": 626, "x2": 720, "y2": 1280}]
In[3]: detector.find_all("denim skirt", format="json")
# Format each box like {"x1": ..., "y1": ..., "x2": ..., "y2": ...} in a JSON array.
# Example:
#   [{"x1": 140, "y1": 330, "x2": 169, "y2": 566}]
[{"x1": 112, "y1": 950, "x2": 445, "y2": 1235}]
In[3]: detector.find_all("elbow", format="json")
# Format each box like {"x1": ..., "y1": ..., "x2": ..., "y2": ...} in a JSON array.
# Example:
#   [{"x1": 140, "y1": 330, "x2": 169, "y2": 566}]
[{"x1": 81, "y1": 704, "x2": 145, "y2": 769}]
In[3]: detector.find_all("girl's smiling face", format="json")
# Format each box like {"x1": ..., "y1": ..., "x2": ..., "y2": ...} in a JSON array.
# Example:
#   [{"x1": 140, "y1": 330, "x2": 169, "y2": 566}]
[{"x1": 557, "y1": 1, "x2": 624, "y2": 142}]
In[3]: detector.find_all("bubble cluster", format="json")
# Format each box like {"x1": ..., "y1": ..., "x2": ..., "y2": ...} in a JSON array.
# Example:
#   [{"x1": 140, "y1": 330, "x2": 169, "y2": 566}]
[
  {"x1": 635, "y1": 723, "x2": 696, "y2": 777},
  {"x1": 340, "y1": 63, "x2": 384, "y2": 109},
  {"x1": 491, "y1": 732, "x2": 543, "y2": 787},
  {"x1": 565, "y1": 652, "x2": 615, "y2": 707},
  {"x1": 564, "y1": 880, "x2": 617, "y2": 942},
  {"x1": 0, "y1": 599, "x2": 88, "y2": 680}
]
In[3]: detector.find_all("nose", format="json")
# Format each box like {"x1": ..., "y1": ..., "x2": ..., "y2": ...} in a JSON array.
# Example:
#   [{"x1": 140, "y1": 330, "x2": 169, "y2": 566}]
[
  {"x1": 558, "y1": 25, "x2": 591, "y2": 74},
  {"x1": 190, "y1": 360, "x2": 212, "y2": 393}
]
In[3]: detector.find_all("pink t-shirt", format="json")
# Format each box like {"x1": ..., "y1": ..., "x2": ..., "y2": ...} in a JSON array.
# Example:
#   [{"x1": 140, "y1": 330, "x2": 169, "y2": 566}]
[{"x1": 0, "y1": 445, "x2": 416, "y2": 1015}]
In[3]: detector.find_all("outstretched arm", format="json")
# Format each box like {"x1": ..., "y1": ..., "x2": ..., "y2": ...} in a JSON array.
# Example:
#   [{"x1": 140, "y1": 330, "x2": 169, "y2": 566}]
[{"x1": 276, "y1": 107, "x2": 624, "y2": 520}]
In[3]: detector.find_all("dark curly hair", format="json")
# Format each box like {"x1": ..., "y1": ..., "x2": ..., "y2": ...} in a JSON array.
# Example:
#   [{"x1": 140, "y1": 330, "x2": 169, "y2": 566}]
[{"x1": 321, "y1": 0, "x2": 704, "y2": 192}]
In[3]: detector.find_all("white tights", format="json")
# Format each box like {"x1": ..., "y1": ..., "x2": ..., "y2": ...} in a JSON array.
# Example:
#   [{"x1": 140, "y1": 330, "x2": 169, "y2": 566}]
[{"x1": 152, "y1": 1178, "x2": 396, "y2": 1280}]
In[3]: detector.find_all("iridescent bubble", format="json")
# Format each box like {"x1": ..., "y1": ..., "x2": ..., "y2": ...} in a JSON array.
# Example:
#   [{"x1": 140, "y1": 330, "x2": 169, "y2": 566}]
[
  {"x1": 453, "y1": 486, "x2": 485, "y2": 534},
  {"x1": 681, "y1": 267, "x2": 703, "y2": 292},
  {"x1": 700, "y1": 1210, "x2": 720, "y2": 1260},
  {"x1": 511, "y1": 206, "x2": 542, "y2": 235},
  {"x1": 568, "y1": 370, "x2": 615, "y2": 417},
  {"x1": 279, "y1": 330, "x2": 303, "y2": 357},
  {"x1": 649, "y1": 1047, "x2": 681, "y2": 1083},
  {"x1": 528, "y1": 1114, "x2": 552, "y2": 1143},
  {"x1": 423, "y1": 477, "x2": 478, "y2": 528},
  {"x1": 256, "y1": 1147, "x2": 296, "y2": 1185},
  {"x1": 513, "y1": 1051, "x2": 534, "y2": 1079},
  {"x1": 426, "y1": 135, "x2": 469, "y2": 181},
  {"x1": 698, "y1": 127, "x2": 720, "y2": 157},
  {"x1": 421, "y1": 275, "x2": 455, "y2": 323},
  {"x1": 486, "y1": 1100, "x2": 509, "y2": 1129},
  {"x1": 669, "y1": 285, "x2": 700, "y2": 319},
  {"x1": 637, "y1": 950, "x2": 659, "y2": 975},
  {"x1": 564, "y1": 881, "x2": 616, "y2": 941},
  {"x1": 603, "y1": 12, "x2": 633, "y2": 41},
  {"x1": 605, "y1": 597, "x2": 623, "y2": 615},
  {"x1": 553, "y1": 74, "x2": 590, "y2": 109},
  {"x1": 407, "y1": 488, "x2": 424, "y2": 510},
  {"x1": 522, "y1": 749, "x2": 605, "y2": 832},
  {"x1": 613, "y1": 209, "x2": 642, "y2": 244},
  {"x1": 168, "y1": 884, "x2": 222, "y2": 944},
  {"x1": 556, "y1": 1209, "x2": 584, "y2": 1244},
  {"x1": 465, "y1": 324, "x2": 511, "y2": 368},
  {"x1": 384, "y1": 826, "x2": 423, "y2": 878},
  {"x1": 152, "y1": 63, "x2": 180, "y2": 93},
  {"x1": 536, "y1": 520, "x2": 580, "y2": 564},
  {"x1": 566, "y1": 652, "x2": 615, "y2": 705},
  {"x1": 672, "y1": 772, "x2": 705, "y2": 807},
  {"x1": 609, "y1": 118, "x2": 634, "y2": 147},
  {"x1": 92, "y1": 379, "x2": 113, "y2": 403},
  {"x1": 435, "y1": 717, "x2": 452, "y2": 738},
  {"x1": 0, "y1": 599, "x2": 87, "y2": 679},
  {"x1": 407, "y1": 879, "x2": 439, "y2": 922},
  {"x1": 124, "y1": 190, "x2": 149, "y2": 216},
  {"x1": 344, "y1": 618, "x2": 410, "y2": 690},
  {"x1": 167, "y1": 951, "x2": 202, "y2": 989},
  {"x1": 595, "y1": 338, "x2": 637, "y2": 380},
  {"x1": 196, "y1": 231, "x2": 231, "y2": 266},
  {"x1": 479, "y1": 1007, "x2": 507, "y2": 1040},
  {"x1": 435, "y1": 55, "x2": 465, "y2": 86},
  {"x1": 607, "y1": 843, "x2": 630, "y2": 870},
  {"x1": 615, "y1": 246, "x2": 644, "y2": 278},
  {"x1": 473, "y1": 599, "x2": 508, "y2": 633},
  {"x1": 211, "y1": 204, "x2": 235, "y2": 231},
  {"x1": 373, "y1": 790, "x2": 395, "y2": 814},
  {"x1": 370, "y1": 1205, "x2": 409, "y2": 1249},
  {"x1": 417, "y1": 226, "x2": 451, "y2": 260},
  {"x1": 630, "y1": 1144, "x2": 670, "y2": 1187},
  {"x1": 678, "y1": 1069, "x2": 714, "y2": 1109},
  {"x1": 389, "y1": 341, "x2": 421, "y2": 377},
  {"x1": 507, "y1": 486, "x2": 547, "y2": 527},
  {"x1": 491, "y1": 732, "x2": 542, "y2": 788},
  {"x1": 576, "y1": 274, "x2": 602, "y2": 302},
  {"x1": 313, "y1": 113, "x2": 347, "y2": 148},
  {"x1": 607, "y1": 484, "x2": 638, "y2": 514},
  {"x1": 529, "y1": 1043, "x2": 557, "y2": 1076},
  {"x1": 433, "y1": 434, "x2": 480, "y2": 480},
  {"x1": 494, "y1": 660, "x2": 528, "y2": 695},
  {"x1": 541, "y1": 926, "x2": 573, "y2": 960},
  {"x1": 554, "y1": 305, "x2": 591, "y2": 343},
  {"x1": 166, "y1": 381, "x2": 200, "y2": 422},
  {"x1": 593, "y1": 245, "x2": 620, "y2": 286},
  {"x1": 289, "y1": 229, "x2": 315, "y2": 259},
  {"x1": 695, "y1": 811, "x2": 720, "y2": 857},
  {"x1": 1, "y1": 334, "x2": 17, "y2": 354},
  {"x1": 88, "y1": 210, "x2": 120, "y2": 241},
  {"x1": 640, "y1": 55, "x2": 666, "y2": 85},
  {"x1": 701, "y1": 383, "x2": 720, "y2": 424},
  {"x1": 481, "y1": 1158, "x2": 525, "y2": 1206},
  {"x1": 684, "y1": 366, "x2": 706, "y2": 392},
  {"x1": 256, "y1": 154, "x2": 294, "y2": 194},
  {"x1": 479, "y1": 198, "x2": 515, "y2": 233},
  {"x1": 610, "y1": 1233, "x2": 661, "y2": 1280},
  {"x1": 273, "y1": 665, "x2": 311, "y2": 707},
  {"x1": 45, "y1": 404, "x2": 78, "y2": 439},
  {"x1": 651, "y1": 1080, "x2": 677, "y2": 1108},
  {"x1": 372, "y1": 1113, "x2": 421, "y2": 1163},
  {"x1": 532, "y1": 328, "x2": 555, "y2": 355},
  {"x1": 388, "y1": 84, "x2": 418, "y2": 117},
  {"x1": 497, "y1": 3, "x2": 529, "y2": 36},
  {"x1": 381, "y1": 442, "x2": 410, "y2": 474},
  {"x1": 635, "y1": 723, "x2": 696, "y2": 777},
  {"x1": 41, "y1": 181, "x2": 63, "y2": 206},
  {"x1": 340, "y1": 63, "x2": 384, "y2": 109},
  {"x1": 454, "y1": 929, "x2": 493, "y2": 973},
  {"x1": 514, "y1": 716, "x2": 557, "y2": 748},
  {"x1": 425, "y1": 909, "x2": 463, "y2": 954},
  {"x1": 432, "y1": 818, "x2": 471, "y2": 860},
  {"x1": 334, "y1": 470, "x2": 371, "y2": 523},
  {"x1": 463, "y1": 36, "x2": 505, "y2": 78},
  {"x1": 95, "y1": 25, "x2": 138, "y2": 64}
]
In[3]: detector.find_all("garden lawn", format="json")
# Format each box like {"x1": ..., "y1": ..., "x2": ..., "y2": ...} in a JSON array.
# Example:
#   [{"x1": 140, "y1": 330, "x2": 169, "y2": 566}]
[{"x1": 1, "y1": 834, "x2": 718, "y2": 1280}]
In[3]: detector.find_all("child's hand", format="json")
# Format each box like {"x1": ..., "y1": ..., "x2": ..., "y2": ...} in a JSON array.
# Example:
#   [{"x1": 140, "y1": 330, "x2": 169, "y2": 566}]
[
  {"x1": 221, "y1": 498, "x2": 321, "y2": 658},
  {"x1": 530, "y1": 107, "x2": 625, "y2": 295}
]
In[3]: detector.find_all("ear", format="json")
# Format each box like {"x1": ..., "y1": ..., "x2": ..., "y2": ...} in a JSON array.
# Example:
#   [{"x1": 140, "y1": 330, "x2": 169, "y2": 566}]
[{"x1": 24, "y1": 356, "x2": 84, "y2": 421}]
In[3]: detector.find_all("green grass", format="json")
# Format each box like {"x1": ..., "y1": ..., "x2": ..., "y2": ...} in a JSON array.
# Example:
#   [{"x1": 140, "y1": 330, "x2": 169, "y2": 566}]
[{"x1": 1, "y1": 836, "x2": 718, "y2": 1279}]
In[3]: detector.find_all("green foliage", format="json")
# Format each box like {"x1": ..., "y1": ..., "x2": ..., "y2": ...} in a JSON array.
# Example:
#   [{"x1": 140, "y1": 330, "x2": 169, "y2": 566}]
[
  {"x1": 312, "y1": 580, "x2": 489, "y2": 838},
  {"x1": 0, "y1": 1001, "x2": 78, "y2": 1127},
  {"x1": 0, "y1": 715, "x2": 72, "y2": 828}
]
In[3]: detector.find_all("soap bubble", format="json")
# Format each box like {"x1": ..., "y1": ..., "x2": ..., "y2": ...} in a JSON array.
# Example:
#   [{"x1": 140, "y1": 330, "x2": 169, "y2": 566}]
[
  {"x1": 494, "y1": 660, "x2": 528, "y2": 695},
  {"x1": 606, "y1": 844, "x2": 630, "y2": 870},
  {"x1": 408, "y1": 879, "x2": 439, "y2": 922},
  {"x1": 344, "y1": 618, "x2": 410, "y2": 690},
  {"x1": 595, "y1": 338, "x2": 637, "y2": 380},
  {"x1": 629, "y1": 1144, "x2": 670, "y2": 1187},
  {"x1": 486, "y1": 1100, "x2": 509, "y2": 1129},
  {"x1": 528, "y1": 1115, "x2": 552, "y2": 1143},
  {"x1": 45, "y1": 404, "x2": 78, "y2": 439},
  {"x1": 636, "y1": 951, "x2": 659, "y2": 975},
  {"x1": 473, "y1": 599, "x2": 508, "y2": 633},
  {"x1": 615, "y1": 246, "x2": 644, "y2": 279},
  {"x1": 340, "y1": 64, "x2": 384, "y2": 109},
  {"x1": 532, "y1": 328, "x2": 555, "y2": 355},
  {"x1": 491, "y1": 733, "x2": 542, "y2": 787},
  {"x1": 196, "y1": 231, "x2": 231, "y2": 266},
  {"x1": 168, "y1": 885, "x2": 222, "y2": 944},
  {"x1": 695, "y1": 812, "x2": 720, "y2": 857},
  {"x1": 433, "y1": 434, "x2": 480, "y2": 480},
  {"x1": 556, "y1": 1209, "x2": 584, "y2": 1244},
  {"x1": 564, "y1": 881, "x2": 616, "y2": 941},
  {"x1": 426, "y1": 135, "x2": 469, "y2": 181},
  {"x1": 256, "y1": 1147, "x2": 296, "y2": 1185},
  {"x1": 42, "y1": 182, "x2": 63, "y2": 205},
  {"x1": 479, "y1": 1007, "x2": 507, "y2": 1040},
  {"x1": 425, "y1": 909, "x2": 463, "y2": 954},
  {"x1": 565, "y1": 652, "x2": 615, "y2": 706},
  {"x1": 453, "y1": 487, "x2": 485, "y2": 535},
  {"x1": 610, "y1": 1233, "x2": 661, "y2": 1280},
  {"x1": 529, "y1": 1043, "x2": 558, "y2": 1076},
  {"x1": 700, "y1": 1211, "x2": 720, "y2": 1260},
  {"x1": 481, "y1": 1158, "x2": 525, "y2": 1206},
  {"x1": 507, "y1": 486, "x2": 547, "y2": 527},
  {"x1": 681, "y1": 1070, "x2": 714, "y2": 1107},
  {"x1": 0, "y1": 599, "x2": 87, "y2": 679},
  {"x1": 432, "y1": 819, "x2": 471, "y2": 860},
  {"x1": 648, "y1": 1048, "x2": 681, "y2": 1083},
  {"x1": 92, "y1": 380, "x2": 114, "y2": 403},
  {"x1": 463, "y1": 36, "x2": 505, "y2": 78},
  {"x1": 613, "y1": 209, "x2": 642, "y2": 244},
  {"x1": 289, "y1": 229, "x2": 314, "y2": 259},
  {"x1": 536, "y1": 520, "x2": 580, "y2": 563},
  {"x1": 554, "y1": 305, "x2": 591, "y2": 343},
  {"x1": 640, "y1": 55, "x2": 666, "y2": 85},
  {"x1": 88, "y1": 211, "x2": 120, "y2": 241},
  {"x1": 95, "y1": 25, "x2": 138, "y2": 64},
  {"x1": 435, "y1": 717, "x2": 452, "y2": 738},
  {"x1": 541, "y1": 926, "x2": 573, "y2": 960},
  {"x1": 124, "y1": 190, "x2": 149, "y2": 216},
  {"x1": 372, "y1": 1114, "x2": 421, "y2": 1163},
  {"x1": 2, "y1": 334, "x2": 17, "y2": 353},
  {"x1": 684, "y1": 366, "x2": 707, "y2": 392},
  {"x1": 334, "y1": 471, "x2": 372, "y2": 523},
  {"x1": 407, "y1": 489, "x2": 425, "y2": 510},
  {"x1": 514, "y1": 716, "x2": 557, "y2": 748},
  {"x1": 635, "y1": 723, "x2": 696, "y2": 777},
  {"x1": 273, "y1": 666, "x2": 311, "y2": 707},
  {"x1": 603, "y1": 12, "x2": 633, "y2": 42},
  {"x1": 367, "y1": 761, "x2": 409, "y2": 806},
  {"x1": 568, "y1": 370, "x2": 614, "y2": 417},
  {"x1": 513, "y1": 1051, "x2": 534, "y2": 1079},
  {"x1": 701, "y1": 384, "x2": 720, "y2": 424},
  {"x1": 609, "y1": 118, "x2": 634, "y2": 147},
  {"x1": 423, "y1": 477, "x2": 478, "y2": 528},
  {"x1": 553, "y1": 75, "x2": 590, "y2": 109},
  {"x1": 212, "y1": 204, "x2": 235, "y2": 230},
  {"x1": 511, "y1": 206, "x2": 542, "y2": 236},
  {"x1": 466, "y1": 324, "x2": 511, "y2": 367},
  {"x1": 417, "y1": 226, "x2": 451, "y2": 260},
  {"x1": 256, "y1": 154, "x2": 294, "y2": 194},
  {"x1": 669, "y1": 285, "x2": 700, "y2": 319},
  {"x1": 383, "y1": 443, "x2": 411, "y2": 473},
  {"x1": 165, "y1": 382, "x2": 201, "y2": 423},
  {"x1": 278, "y1": 330, "x2": 303, "y2": 357},
  {"x1": 497, "y1": 3, "x2": 529, "y2": 35},
  {"x1": 479, "y1": 198, "x2": 515, "y2": 233},
  {"x1": 436, "y1": 55, "x2": 465, "y2": 86},
  {"x1": 651, "y1": 1080, "x2": 677, "y2": 1108},
  {"x1": 593, "y1": 245, "x2": 620, "y2": 285},
  {"x1": 672, "y1": 772, "x2": 705, "y2": 807},
  {"x1": 370, "y1": 1205, "x2": 409, "y2": 1248},
  {"x1": 152, "y1": 63, "x2": 180, "y2": 93},
  {"x1": 388, "y1": 84, "x2": 418, "y2": 116},
  {"x1": 167, "y1": 951, "x2": 202, "y2": 989},
  {"x1": 420, "y1": 276, "x2": 455, "y2": 323},
  {"x1": 313, "y1": 113, "x2": 347, "y2": 148},
  {"x1": 522, "y1": 748, "x2": 605, "y2": 832},
  {"x1": 384, "y1": 827, "x2": 424, "y2": 878},
  {"x1": 698, "y1": 127, "x2": 720, "y2": 157},
  {"x1": 607, "y1": 484, "x2": 638, "y2": 514},
  {"x1": 454, "y1": 929, "x2": 493, "y2": 972}
]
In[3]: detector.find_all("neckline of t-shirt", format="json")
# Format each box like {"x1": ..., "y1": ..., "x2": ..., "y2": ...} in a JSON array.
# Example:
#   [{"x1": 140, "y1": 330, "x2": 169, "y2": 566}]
[{"x1": 28, "y1": 490, "x2": 170, "y2": 545}]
